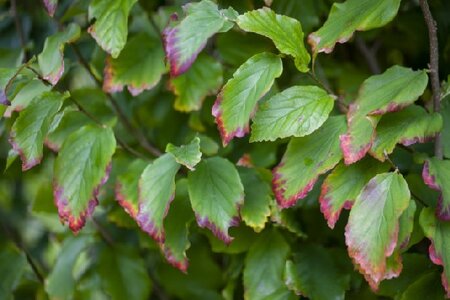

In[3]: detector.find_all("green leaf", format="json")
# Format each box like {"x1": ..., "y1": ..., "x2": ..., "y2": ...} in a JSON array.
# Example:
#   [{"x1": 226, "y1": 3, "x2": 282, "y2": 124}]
[
  {"x1": 46, "y1": 235, "x2": 93, "y2": 299},
  {"x1": 98, "y1": 245, "x2": 152, "y2": 300},
  {"x1": 115, "y1": 159, "x2": 147, "y2": 218},
  {"x1": 137, "y1": 153, "x2": 180, "y2": 243},
  {"x1": 284, "y1": 245, "x2": 350, "y2": 300},
  {"x1": 212, "y1": 52, "x2": 282, "y2": 146},
  {"x1": 273, "y1": 116, "x2": 347, "y2": 208},
  {"x1": 162, "y1": 179, "x2": 194, "y2": 272},
  {"x1": 423, "y1": 158, "x2": 450, "y2": 221},
  {"x1": 53, "y1": 125, "x2": 116, "y2": 233},
  {"x1": 236, "y1": 7, "x2": 310, "y2": 72},
  {"x1": 188, "y1": 157, "x2": 244, "y2": 243},
  {"x1": 43, "y1": 0, "x2": 58, "y2": 16},
  {"x1": 370, "y1": 105, "x2": 442, "y2": 161},
  {"x1": 37, "y1": 23, "x2": 80, "y2": 85},
  {"x1": 250, "y1": 85, "x2": 334, "y2": 142},
  {"x1": 88, "y1": 0, "x2": 137, "y2": 58},
  {"x1": 163, "y1": 0, "x2": 234, "y2": 76},
  {"x1": 420, "y1": 207, "x2": 450, "y2": 298},
  {"x1": 0, "y1": 67, "x2": 19, "y2": 105},
  {"x1": 169, "y1": 53, "x2": 222, "y2": 112},
  {"x1": 399, "y1": 271, "x2": 447, "y2": 300},
  {"x1": 5, "y1": 79, "x2": 51, "y2": 117},
  {"x1": 340, "y1": 66, "x2": 428, "y2": 165},
  {"x1": 103, "y1": 33, "x2": 166, "y2": 96},
  {"x1": 238, "y1": 167, "x2": 272, "y2": 232},
  {"x1": 441, "y1": 97, "x2": 450, "y2": 159},
  {"x1": 345, "y1": 172, "x2": 411, "y2": 289},
  {"x1": 9, "y1": 91, "x2": 66, "y2": 171},
  {"x1": 165, "y1": 137, "x2": 202, "y2": 170},
  {"x1": 319, "y1": 158, "x2": 389, "y2": 229},
  {"x1": 308, "y1": 0, "x2": 401, "y2": 55},
  {"x1": 244, "y1": 230, "x2": 294, "y2": 300},
  {"x1": 0, "y1": 245, "x2": 27, "y2": 300}
]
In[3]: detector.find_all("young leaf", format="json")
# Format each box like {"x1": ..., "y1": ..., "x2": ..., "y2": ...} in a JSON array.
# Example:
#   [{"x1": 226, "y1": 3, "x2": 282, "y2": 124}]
[
  {"x1": 345, "y1": 172, "x2": 411, "y2": 290},
  {"x1": 250, "y1": 85, "x2": 334, "y2": 142},
  {"x1": 238, "y1": 167, "x2": 272, "y2": 232},
  {"x1": 319, "y1": 158, "x2": 390, "y2": 229},
  {"x1": 88, "y1": 0, "x2": 137, "y2": 58},
  {"x1": 43, "y1": 0, "x2": 58, "y2": 16},
  {"x1": 162, "y1": 179, "x2": 194, "y2": 272},
  {"x1": 37, "y1": 23, "x2": 81, "y2": 85},
  {"x1": 308, "y1": 0, "x2": 401, "y2": 55},
  {"x1": 165, "y1": 137, "x2": 202, "y2": 171},
  {"x1": 98, "y1": 245, "x2": 152, "y2": 300},
  {"x1": 370, "y1": 106, "x2": 442, "y2": 161},
  {"x1": 53, "y1": 125, "x2": 116, "y2": 233},
  {"x1": 273, "y1": 116, "x2": 347, "y2": 208},
  {"x1": 419, "y1": 208, "x2": 450, "y2": 298},
  {"x1": 188, "y1": 157, "x2": 244, "y2": 243},
  {"x1": 236, "y1": 7, "x2": 310, "y2": 72},
  {"x1": 115, "y1": 159, "x2": 147, "y2": 218},
  {"x1": 244, "y1": 230, "x2": 294, "y2": 300},
  {"x1": 103, "y1": 33, "x2": 166, "y2": 96},
  {"x1": 45, "y1": 236, "x2": 93, "y2": 299},
  {"x1": 5, "y1": 79, "x2": 51, "y2": 117},
  {"x1": 169, "y1": 53, "x2": 222, "y2": 112},
  {"x1": 9, "y1": 91, "x2": 67, "y2": 171},
  {"x1": 137, "y1": 153, "x2": 180, "y2": 243},
  {"x1": 422, "y1": 158, "x2": 450, "y2": 221},
  {"x1": 284, "y1": 245, "x2": 350, "y2": 300},
  {"x1": 163, "y1": 0, "x2": 234, "y2": 76},
  {"x1": 212, "y1": 52, "x2": 282, "y2": 146},
  {"x1": 340, "y1": 66, "x2": 428, "y2": 165}
]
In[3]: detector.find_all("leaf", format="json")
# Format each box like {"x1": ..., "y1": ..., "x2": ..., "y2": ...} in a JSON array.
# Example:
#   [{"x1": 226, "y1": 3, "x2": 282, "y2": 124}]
[
  {"x1": 399, "y1": 271, "x2": 447, "y2": 300},
  {"x1": 53, "y1": 125, "x2": 116, "y2": 233},
  {"x1": 308, "y1": 0, "x2": 401, "y2": 55},
  {"x1": 43, "y1": 0, "x2": 58, "y2": 16},
  {"x1": 0, "y1": 67, "x2": 19, "y2": 105},
  {"x1": 319, "y1": 158, "x2": 389, "y2": 229},
  {"x1": 250, "y1": 85, "x2": 334, "y2": 142},
  {"x1": 5, "y1": 79, "x2": 51, "y2": 117},
  {"x1": 88, "y1": 0, "x2": 137, "y2": 58},
  {"x1": 420, "y1": 207, "x2": 450, "y2": 298},
  {"x1": 441, "y1": 97, "x2": 450, "y2": 159},
  {"x1": 45, "y1": 235, "x2": 93, "y2": 299},
  {"x1": 340, "y1": 66, "x2": 428, "y2": 165},
  {"x1": 0, "y1": 245, "x2": 27, "y2": 300},
  {"x1": 284, "y1": 245, "x2": 350, "y2": 300},
  {"x1": 238, "y1": 167, "x2": 272, "y2": 232},
  {"x1": 38, "y1": 23, "x2": 81, "y2": 85},
  {"x1": 163, "y1": 0, "x2": 234, "y2": 76},
  {"x1": 162, "y1": 179, "x2": 194, "y2": 272},
  {"x1": 98, "y1": 245, "x2": 152, "y2": 300},
  {"x1": 103, "y1": 33, "x2": 166, "y2": 96},
  {"x1": 273, "y1": 115, "x2": 347, "y2": 208},
  {"x1": 236, "y1": 7, "x2": 310, "y2": 72},
  {"x1": 137, "y1": 153, "x2": 180, "y2": 243},
  {"x1": 165, "y1": 137, "x2": 202, "y2": 170},
  {"x1": 188, "y1": 157, "x2": 244, "y2": 243},
  {"x1": 422, "y1": 158, "x2": 450, "y2": 221},
  {"x1": 115, "y1": 159, "x2": 147, "y2": 218},
  {"x1": 370, "y1": 105, "x2": 442, "y2": 161},
  {"x1": 244, "y1": 230, "x2": 294, "y2": 300},
  {"x1": 212, "y1": 52, "x2": 282, "y2": 146},
  {"x1": 169, "y1": 53, "x2": 222, "y2": 112},
  {"x1": 9, "y1": 91, "x2": 66, "y2": 171},
  {"x1": 345, "y1": 172, "x2": 411, "y2": 290}
]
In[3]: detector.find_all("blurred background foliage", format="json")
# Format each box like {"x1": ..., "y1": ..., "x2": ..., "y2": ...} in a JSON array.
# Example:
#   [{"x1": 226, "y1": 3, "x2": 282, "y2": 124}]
[{"x1": 0, "y1": 0, "x2": 449, "y2": 299}]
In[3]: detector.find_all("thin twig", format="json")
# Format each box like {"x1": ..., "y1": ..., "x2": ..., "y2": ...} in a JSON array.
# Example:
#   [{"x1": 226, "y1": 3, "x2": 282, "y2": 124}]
[
  {"x1": 307, "y1": 71, "x2": 334, "y2": 95},
  {"x1": 10, "y1": 0, "x2": 29, "y2": 62},
  {"x1": 91, "y1": 217, "x2": 114, "y2": 246},
  {"x1": 70, "y1": 44, "x2": 162, "y2": 157},
  {"x1": 355, "y1": 36, "x2": 381, "y2": 74},
  {"x1": 419, "y1": 0, "x2": 442, "y2": 159}
]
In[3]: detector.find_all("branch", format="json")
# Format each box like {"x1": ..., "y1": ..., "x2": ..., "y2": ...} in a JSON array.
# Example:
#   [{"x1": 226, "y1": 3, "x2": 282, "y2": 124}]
[
  {"x1": 419, "y1": 0, "x2": 442, "y2": 159},
  {"x1": 355, "y1": 36, "x2": 381, "y2": 74},
  {"x1": 70, "y1": 44, "x2": 162, "y2": 157},
  {"x1": 10, "y1": 0, "x2": 29, "y2": 62}
]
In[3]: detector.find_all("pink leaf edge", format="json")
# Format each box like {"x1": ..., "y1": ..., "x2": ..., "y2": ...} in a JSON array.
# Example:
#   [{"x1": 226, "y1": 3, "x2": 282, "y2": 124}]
[
  {"x1": 422, "y1": 161, "x2": 450, "y2": 221},
  {"x1": 114, "y1": 182, "x2": 138, "y2": 218},
  {"x1": 319, "y1": 182, "x2": 353, "y2": 229},
  {"x1": 8, "y1": 133, "x2": 42, "y2": 171}
]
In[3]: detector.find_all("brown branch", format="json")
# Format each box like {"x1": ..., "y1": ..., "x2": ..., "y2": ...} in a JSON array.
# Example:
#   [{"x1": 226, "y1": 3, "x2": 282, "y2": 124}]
[
  {"x1": 355, "y1": 36, "x2": 381, "y2": 74},
  {"x1": 419, "y1": 0, "x2": 442, "y2": 159},
  {"x1": 70, "y1": 44, "x2": 162, "y2": 157}
]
